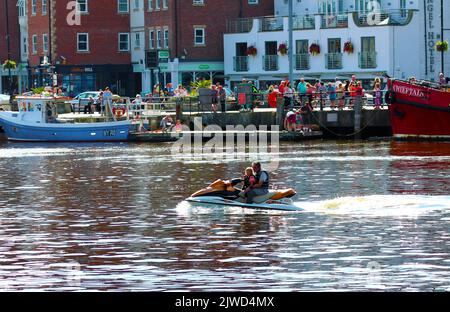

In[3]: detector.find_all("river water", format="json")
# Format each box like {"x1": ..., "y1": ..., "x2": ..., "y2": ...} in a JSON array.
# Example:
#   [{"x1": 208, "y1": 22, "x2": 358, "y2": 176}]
[{"x1": 0, "y1": 138, "x2": 449, "y2": 291}]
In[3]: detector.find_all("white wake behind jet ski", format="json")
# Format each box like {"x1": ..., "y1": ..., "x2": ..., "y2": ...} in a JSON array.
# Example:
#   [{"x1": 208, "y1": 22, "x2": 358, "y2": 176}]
[{"x1": 186, "y1": 179, "x2": 301, "y2": 211}]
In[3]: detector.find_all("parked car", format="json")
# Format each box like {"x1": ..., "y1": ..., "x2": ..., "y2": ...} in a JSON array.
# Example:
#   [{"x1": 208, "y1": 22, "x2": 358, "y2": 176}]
[
  {"x1": 69, "y1": 91, "x2": 101, "y2": 112},
  {"x1": 0, "y1": 94, "x2": 10, "y2": 105}
]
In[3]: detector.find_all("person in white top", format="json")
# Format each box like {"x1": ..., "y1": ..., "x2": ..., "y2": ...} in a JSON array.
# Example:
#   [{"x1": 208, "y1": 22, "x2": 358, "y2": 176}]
[
  {"x1": 283, "y1": 81, "x2": 295, "y2": 110},
  {"x1": 102, "y1": 87, "x2": 113, "y2": 117}
]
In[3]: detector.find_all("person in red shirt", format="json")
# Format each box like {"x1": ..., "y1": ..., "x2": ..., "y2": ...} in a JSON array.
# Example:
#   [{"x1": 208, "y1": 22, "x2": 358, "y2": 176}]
[{"x1": 267, "y1": 85, "x2": 279, "y2": 108}]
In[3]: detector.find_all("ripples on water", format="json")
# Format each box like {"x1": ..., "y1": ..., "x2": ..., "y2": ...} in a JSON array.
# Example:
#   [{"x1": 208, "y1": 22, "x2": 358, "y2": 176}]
[{"x1": 0, "y1": 139, "x2": 449, "y2": 291}]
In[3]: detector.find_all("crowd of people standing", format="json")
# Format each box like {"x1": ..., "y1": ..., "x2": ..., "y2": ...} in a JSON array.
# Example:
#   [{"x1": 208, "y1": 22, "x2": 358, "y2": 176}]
[{"x1": 265, "y1": 75, "x2": 385, "y2": 112}]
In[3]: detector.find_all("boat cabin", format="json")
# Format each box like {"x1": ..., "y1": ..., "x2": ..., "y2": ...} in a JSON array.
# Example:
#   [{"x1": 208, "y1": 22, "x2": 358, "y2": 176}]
[{"x1": 16, "y1": 96, "x2": 73, "y2": 124}]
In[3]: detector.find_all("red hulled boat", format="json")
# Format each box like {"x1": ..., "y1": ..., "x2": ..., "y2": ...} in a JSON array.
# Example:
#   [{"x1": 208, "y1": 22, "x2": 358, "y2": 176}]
[{"x1": 386, "y1": 79, "x2": 450, "y2": 140}]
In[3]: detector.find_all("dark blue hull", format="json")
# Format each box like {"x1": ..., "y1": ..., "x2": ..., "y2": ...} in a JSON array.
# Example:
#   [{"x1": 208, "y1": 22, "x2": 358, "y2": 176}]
[{"x1": 0, "y1": 118, "x2": 131, "y2": 142}]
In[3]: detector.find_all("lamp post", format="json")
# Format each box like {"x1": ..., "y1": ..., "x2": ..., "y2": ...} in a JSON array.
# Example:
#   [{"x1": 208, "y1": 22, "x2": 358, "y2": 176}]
[
  {"x1": 288, "y1": 0, "x2": 294, "y2": 84},
  {"x1": 441, "y1": 0, "x2": 444, "y2": 75},
  {"x1": 4, "y1": 0, "x2": 13, "y2": 103}
]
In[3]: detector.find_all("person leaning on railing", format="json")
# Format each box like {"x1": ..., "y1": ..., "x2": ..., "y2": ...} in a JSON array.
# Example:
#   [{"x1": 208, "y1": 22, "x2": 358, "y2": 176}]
[
  {"x1": 296, "y1": 78, "x2": 307, "y2": 106},
  {"x1": 336, "y1": 83, "x2": 345, "y2": 109},
  {"x1": 283, "y1": 82, "x2": 294, "y2": 110},
  {"x1": 218, "y1": 85, "x2": 226, "y2": 113},
  {"x1": 267, "y1": 85, "x2": 279, "y2": 108},
  {"x1": 326, "y1": 82, "x2": 337, "y2": 109}
]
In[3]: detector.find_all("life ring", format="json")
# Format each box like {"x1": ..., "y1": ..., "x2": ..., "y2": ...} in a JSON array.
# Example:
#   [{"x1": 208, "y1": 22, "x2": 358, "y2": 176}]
[
  {"x1": 385, "y1": 91, "x2": 395, "y2": 104},
  {"x1": 115, "y1": 109, "x2": 124, "y2": 118}
]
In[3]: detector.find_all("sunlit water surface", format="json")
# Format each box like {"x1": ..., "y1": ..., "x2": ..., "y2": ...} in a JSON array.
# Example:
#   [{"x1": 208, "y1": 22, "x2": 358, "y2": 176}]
[{"x1": 0, "y1": 139, "x2": 449, "y2": 291}]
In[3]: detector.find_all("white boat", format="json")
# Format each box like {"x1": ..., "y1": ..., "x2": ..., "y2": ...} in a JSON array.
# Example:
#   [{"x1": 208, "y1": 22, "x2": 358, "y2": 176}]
[
  {"x1": 186, "y1": 179, "x2": 302, "y2": 211},
  {"x1": 0, "y1": 96, "x2": 131, "y2": 142}
]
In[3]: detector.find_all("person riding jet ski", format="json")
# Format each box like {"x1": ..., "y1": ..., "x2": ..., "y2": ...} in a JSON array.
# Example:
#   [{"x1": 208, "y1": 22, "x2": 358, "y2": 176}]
[{"x1": 231, "y1": 162, "x2": 269, "y2": 203}]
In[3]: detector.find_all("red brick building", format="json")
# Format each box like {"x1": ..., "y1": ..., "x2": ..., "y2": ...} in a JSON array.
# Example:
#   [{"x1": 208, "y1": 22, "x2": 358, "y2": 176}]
[
  {"x1": 0, "y1": 0, "x2": 21, "y2": 95},
  {"x1": 16, "y1": 0, "x2": 274, "y2": 96},
  {"x1": 26, "y1": 0, "x2": 134, "y2": 96},
  {"x1": 141, "y1": 0, "x2": 274, "y2": 89}
]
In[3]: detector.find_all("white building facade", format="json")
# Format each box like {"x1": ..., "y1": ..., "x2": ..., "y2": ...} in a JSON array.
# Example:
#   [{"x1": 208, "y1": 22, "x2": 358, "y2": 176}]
[{"x1": 224, "y1": 0, "x2": 450, "y2": 87}]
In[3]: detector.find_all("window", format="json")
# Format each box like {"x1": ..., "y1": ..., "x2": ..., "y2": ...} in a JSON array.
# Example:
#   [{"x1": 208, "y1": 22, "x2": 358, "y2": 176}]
[
  {"x1": 400, "y1": 0, "x2": 406, "y2": 17},
  {"x1": 163, "y1": 28, "x2": 169, "y2": 48},
  {"x1": 148, "y1": 0, "x2": 153, "y2": 10},
  {"x1": 193, "y1": 0, "x2": 204, "y2": 5},
  {"x1": 118, "y1": 33, "x2": 130, "y2": 51},
  {"x1": 42, "y1": 34, "x2": 48, "y2": 53},
  {"x1": 42, "y1": 0, "x2": 47, "y2": 15},
  {"x1": 77, "y1": 0, "x2": 88, "y2": 13},
  {"x1": 163, "y1": 0, "x2": 168, "y2": 9},
  {"x1": 155, "y1": 0, "x2": 160, "y2": 10},
  {"x1": 149, "y1": 29, "x2": 155, "y2": 49},
  {"x1": 248, "y1": 0, "x2": 259, "y2": 4},
  {"x1": 77, "y1": 33, "x2": 89, "y2": 52},
  {"x1": 355, "y1": 0, "x2": 379, "y2": 13},
  {"x1": 23, "y1": 36, "x2": 28, "y2": 54},
  {"x1": 361, "y1": 37, "x2": 375, "y2": 52},
  {"x1": 118, "y1": 0, "x2": 129, "y2": 13},
  {"x1": 194, "y1": 27, "x2": 205, "y2": 45},
  {"x1": 32, "y1": 35, "x2": 37, "y2": 54},
  {"x1": 31, "y1": 0, "x2": 37, "y2": 15},
  {"x1": 296, "y1": 40, "x2": 309, "y2": 54},
  {"x1": 156, "y1": 29, "x2": 161, "y2": 49},
  {"x1": 134, "y1": 32, "x2": 141, "y2": 49},
  {"x1": 328, "y1": 38, "x2": 341, "y2": 53},
  {"x1": 18, "y1": 0, "x2": 27, "y2": 16},
  {"x1": 134, "y1": 0, "x2": 140, "y2": 10}
]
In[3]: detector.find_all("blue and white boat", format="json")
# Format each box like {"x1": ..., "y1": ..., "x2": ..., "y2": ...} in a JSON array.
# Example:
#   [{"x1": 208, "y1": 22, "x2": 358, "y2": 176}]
[{"x1": 0, "y1": 96, "x2": 131, "y2": 142}]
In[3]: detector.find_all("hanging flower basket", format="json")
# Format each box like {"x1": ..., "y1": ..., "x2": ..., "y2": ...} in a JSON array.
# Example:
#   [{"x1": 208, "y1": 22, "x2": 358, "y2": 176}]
[
  {"x1": 246, "y1": 46, "x2": 258, "y2": 57},
  {"x1": 2, "y1": 59, "x2": 17, "y2": 70},
  {"x1": 278, "y1": 43, "x2": 288, "y2": 56},
  {"x1": 436, "y1": 41, "x2": 449, "y2": 52},
  {"x1": 344, "y1": 41, "x2": 354, "y2": 54},
  {"x1": 309, "y1": 43, "x2": 321, "y2": 56}
]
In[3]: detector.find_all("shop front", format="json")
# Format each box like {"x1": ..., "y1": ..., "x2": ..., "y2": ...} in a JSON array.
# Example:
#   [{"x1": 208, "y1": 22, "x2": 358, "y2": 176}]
[
  {"x1": 0, "y1": 65, "x2": 28, "y2": 95},
  {"x1": 55, "y1": 64, "x2": 135, "y2": 97},
  {"x1": 176, "y1": 61, "x2": 224, "y2": 89}
]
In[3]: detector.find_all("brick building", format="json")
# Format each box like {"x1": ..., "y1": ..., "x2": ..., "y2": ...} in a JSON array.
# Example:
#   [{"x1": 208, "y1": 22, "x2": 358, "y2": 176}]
[
  {"x1": 10, "y1": 0, "x2": 274, "y2": 96},
  {"x1": 0, "y1": 0, "x2": 22, "y2": 95},
  {"x1": 133, "y1": 0, "x2": 274, "y2": 93},
  {"x1": 25, "y1": 0, "x2": 134, "y2": 96}
]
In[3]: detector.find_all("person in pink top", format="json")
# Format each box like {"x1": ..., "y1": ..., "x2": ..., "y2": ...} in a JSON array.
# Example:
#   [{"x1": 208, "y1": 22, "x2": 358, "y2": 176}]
[{"x1": 279, "y1": 80, "x2": 286, "y2": 96}]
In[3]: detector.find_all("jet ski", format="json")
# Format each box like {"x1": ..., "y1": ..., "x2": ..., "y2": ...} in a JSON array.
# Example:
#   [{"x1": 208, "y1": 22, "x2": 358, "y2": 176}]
[{"x1": 186, "y1": 179, "x2": 301, "y2": 211}]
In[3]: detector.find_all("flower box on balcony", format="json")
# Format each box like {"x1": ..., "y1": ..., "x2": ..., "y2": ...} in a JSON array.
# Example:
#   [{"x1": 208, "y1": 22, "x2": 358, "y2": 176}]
[
  {"x1": 278, "y1": 43, "x2": 288, "y2": 56},
  {"x1": 246, "y1": 46, "x2": 258, "y2": 57},
  {"x1": 309, "y1": 43, "x2": 321, "y2": 56},
  {"x1": 344, "y1": 41, "x2": 354, "y2": 54}
]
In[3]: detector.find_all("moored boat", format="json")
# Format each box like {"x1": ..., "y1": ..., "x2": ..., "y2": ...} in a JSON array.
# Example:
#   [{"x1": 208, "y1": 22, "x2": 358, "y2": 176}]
[
  {"x1": 386, "y1": 79, "x2": 450, "y2": 140},
  {"x1": 0, "y1": 96, "x2": 131, "y2": 142}
]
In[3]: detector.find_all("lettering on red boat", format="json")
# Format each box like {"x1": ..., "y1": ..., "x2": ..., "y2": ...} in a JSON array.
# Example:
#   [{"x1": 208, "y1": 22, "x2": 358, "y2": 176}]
[{"x1": 393, "y1": 85, "x2": 426, "y2": 98}]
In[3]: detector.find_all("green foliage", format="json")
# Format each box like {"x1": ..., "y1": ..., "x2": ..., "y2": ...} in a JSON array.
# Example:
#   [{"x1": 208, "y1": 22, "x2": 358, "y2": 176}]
[
  {"x1": 2, "y1": 59, "x2": 17, "y2": 70},
  {"x1": 190, "y1": 79, "x2": 212, "y2": 89},
  {"x1": 436, "y1": 41, "x2": 449, "y2": 52},
  {"x1": 31, "y1": 87, "x2": 45, "y2": 94}
]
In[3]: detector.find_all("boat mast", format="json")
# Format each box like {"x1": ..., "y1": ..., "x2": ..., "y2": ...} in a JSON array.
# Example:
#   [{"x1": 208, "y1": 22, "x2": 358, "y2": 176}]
[{"x1": 441, "y1": 0, "x2": 444, "y2": 75}]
